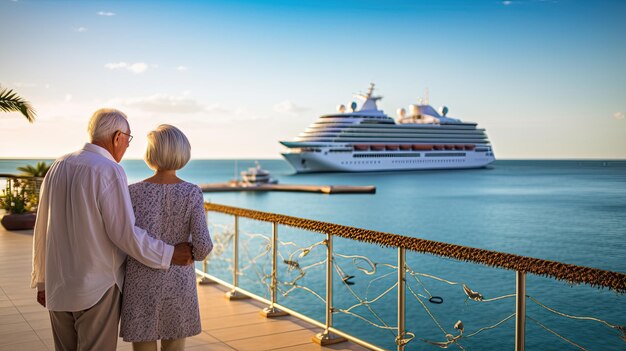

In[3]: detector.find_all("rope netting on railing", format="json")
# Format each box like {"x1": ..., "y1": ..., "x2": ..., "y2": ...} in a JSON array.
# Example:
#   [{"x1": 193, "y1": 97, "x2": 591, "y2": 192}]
[{"x1": 205, "y1": 203, "x2": 626, "y2": 293}]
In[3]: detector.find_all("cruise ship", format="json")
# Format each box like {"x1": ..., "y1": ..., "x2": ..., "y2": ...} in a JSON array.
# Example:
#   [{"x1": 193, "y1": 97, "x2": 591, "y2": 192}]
[{"x1": 279, "y1": 84, "x2": 495, "y2": 173}]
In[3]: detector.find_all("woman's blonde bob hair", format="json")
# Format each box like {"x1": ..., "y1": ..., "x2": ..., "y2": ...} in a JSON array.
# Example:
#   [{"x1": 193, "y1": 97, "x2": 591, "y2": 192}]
[{"x1": 144, "y1": 124, "x2": 191, "y2": 171}]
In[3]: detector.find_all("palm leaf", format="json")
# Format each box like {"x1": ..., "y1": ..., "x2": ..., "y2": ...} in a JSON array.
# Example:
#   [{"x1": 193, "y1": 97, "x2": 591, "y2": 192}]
[
  {"x1": 0, "y1": 85, "x2": 36, "y2": 123},
  {"x1": 17, "y1": 161, "x2": 50, "y2": 177}
]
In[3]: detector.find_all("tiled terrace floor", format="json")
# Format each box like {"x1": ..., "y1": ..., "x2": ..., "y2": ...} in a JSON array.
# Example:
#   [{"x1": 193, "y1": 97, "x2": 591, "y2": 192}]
[{"x1": 0, "y1": 226, "x2": 370, "y2": 351}]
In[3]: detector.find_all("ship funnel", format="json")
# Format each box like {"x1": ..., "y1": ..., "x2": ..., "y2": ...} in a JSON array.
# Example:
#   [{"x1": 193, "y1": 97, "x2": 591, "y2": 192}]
[
  {"x1": 350, "y1": 101, "x2": 357, "y2": 112},
  {"x1": 397, "y1": 108, "x2": 406, "y2": 118},
  {"x1": 440, "y1": 106, "x2": 449, "y2": 116},
  {"x1": 409, "y1": 104, "x2": 421, "y2": 116},
  {"x1": 337, "y1": 104, "x2": 346, "y2": 113}
]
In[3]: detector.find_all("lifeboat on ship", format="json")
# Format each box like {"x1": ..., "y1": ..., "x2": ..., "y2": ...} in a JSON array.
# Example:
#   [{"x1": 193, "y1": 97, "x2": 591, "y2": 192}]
[
  {"x1": 444, "y1": 145, "x2": 455, "y2": 150},
  {"x1": 412, "y1": 144, "x2": 433, "y2": 151},
  {"x1": 353, "y1": 144, "x2": 369, "y2": 151},
  {"x1": 454, "y1": 145, "x2": 465, "y2": 150},
  {"x1": 370, "y1": 144, "x2": 385, "y2": 151},
  {"x1": 385, "y1": 144, "x2": 399, "y2": 151},
  {"x1": 465, "y1": 144, "x2": 476, "y2": 150},
  {"x1": 433, "y1": 145, "x2": 444, "y2": 150},
  {"x1": 399, "y1": 144, "x2": 412, "y2": 151}
]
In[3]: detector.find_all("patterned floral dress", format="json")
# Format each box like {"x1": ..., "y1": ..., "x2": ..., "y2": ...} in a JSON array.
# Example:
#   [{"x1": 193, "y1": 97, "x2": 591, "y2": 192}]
[{"x1": 120, "y1": 181, "x2": 213, "y2": 342}]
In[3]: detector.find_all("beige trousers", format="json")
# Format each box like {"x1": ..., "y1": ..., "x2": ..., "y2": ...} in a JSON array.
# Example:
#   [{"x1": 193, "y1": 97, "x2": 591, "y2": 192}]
[
  {"x1": 49, "y1": 285, "x2": 121, "y2": 351},
  {"x1": 132, "y1": 338, "x2": 186, "y2": 351}
]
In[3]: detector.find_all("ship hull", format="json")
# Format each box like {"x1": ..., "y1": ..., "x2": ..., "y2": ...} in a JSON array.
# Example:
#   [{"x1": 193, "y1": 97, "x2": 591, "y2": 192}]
[{"x1": 281, "y1": 148, "x2": 495, "y2": 173}]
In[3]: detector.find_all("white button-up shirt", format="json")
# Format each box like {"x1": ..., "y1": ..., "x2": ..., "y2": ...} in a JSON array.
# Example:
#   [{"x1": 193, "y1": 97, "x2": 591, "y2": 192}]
[{"x1": 31, "y1": 143, "x2": 175, "y2": 311}]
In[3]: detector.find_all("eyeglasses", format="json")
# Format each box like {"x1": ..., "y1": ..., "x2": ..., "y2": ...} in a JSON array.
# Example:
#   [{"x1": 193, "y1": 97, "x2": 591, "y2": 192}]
[{"x1": 118, "y1": 131, "x2": 133, "y2": 142}]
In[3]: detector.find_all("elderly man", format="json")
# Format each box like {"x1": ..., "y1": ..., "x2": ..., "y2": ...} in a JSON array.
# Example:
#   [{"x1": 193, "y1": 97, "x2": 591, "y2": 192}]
[{"x1": 31, "y1": 108, "x2": 194, "y2": 351}]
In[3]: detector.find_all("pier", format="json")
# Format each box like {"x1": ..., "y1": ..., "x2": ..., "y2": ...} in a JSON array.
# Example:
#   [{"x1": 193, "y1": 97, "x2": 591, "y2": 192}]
[{"x1": 198, "y1": 182, "x2": 376, "y2": 194}]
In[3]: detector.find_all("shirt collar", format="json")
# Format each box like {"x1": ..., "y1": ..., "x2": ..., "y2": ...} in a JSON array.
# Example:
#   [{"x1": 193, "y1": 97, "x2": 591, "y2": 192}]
[{"x1": 82, "y1": 143, "x2": 117, "y2": 163}]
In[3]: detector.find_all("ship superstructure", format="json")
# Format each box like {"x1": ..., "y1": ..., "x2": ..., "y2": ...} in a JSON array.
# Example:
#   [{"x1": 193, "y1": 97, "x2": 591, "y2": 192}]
[{"x1": 279, "y1": 84, "x2": 495, "y2": 173}]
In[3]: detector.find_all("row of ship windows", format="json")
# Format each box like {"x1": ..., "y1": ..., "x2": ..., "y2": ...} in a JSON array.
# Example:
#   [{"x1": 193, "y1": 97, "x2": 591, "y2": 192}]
[
  {"x1": 353, "y1": 152, "x2": 466, "y2": 158},
  {"x1": 340, "y1": 159, "x2": 468, "y2": 166},
  {"x1": 341, "y1": 161, "x2": 382, "y2": 165},
  {"x1": 425, "y1": 152, "x2": 466, "y2": 157},
  {"x1": 301, "y1": 148, "x2": 487, "y2": 155},
  {"x1": 354, "y1": 153, "x2": 421, "y2": 158},
  {"x1": 391, "y1": 159, "x2": 466, "y2": 164},
  {"x1": 321, "y1": 115, "x2": 391, "y2": 120}
]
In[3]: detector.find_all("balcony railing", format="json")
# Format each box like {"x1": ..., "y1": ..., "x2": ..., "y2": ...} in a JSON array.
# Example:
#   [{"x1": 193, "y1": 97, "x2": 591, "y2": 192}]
[{"x1": 198, "y1": 203, "x2": 626, "y2": 351}]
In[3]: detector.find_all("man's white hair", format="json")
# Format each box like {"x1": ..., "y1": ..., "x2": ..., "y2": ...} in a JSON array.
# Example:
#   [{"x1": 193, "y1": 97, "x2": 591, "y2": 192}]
[{"x1": 87, "y1": 108, "x2": 130, "y2": 142}]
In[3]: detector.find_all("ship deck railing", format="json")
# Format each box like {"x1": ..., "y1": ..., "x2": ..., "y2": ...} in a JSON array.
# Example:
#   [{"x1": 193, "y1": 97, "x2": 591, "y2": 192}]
[{"x1": 201, "y1": 202, "x2": 626, "y2": 351}]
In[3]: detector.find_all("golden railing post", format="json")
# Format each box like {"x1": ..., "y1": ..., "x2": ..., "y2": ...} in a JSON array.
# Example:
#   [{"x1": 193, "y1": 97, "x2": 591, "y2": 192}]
[
  {"x1": 313, "y1": 233, "x2": 346, "y2": 345},
  {"x1": 261, "y1": 222, "x2": 288, "y2": 317},
  {"x1": 226, "y1": 215, "x2": 248, "y2": 299},
  {"x1": 515, "y1": 271, "x2": 526, "y2": 351},
  {"x1": 198, "y1": 257, "x2": 214, "y2": 284},
  {"x1": 397, "y1": 247, "x2": 406, "y2": 351},
  {"x1": 198, "y1": 210, "x2": 214, "y2": 285}
]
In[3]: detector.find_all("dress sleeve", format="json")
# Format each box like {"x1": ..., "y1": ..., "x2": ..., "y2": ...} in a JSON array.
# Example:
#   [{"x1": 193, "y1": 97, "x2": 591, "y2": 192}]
[
  {"x1": 99, "y1": 177, "x2": 174, "y2": 269},
  {"x1": 189, "y1": 186, "x2": 213, "y2": 260}
]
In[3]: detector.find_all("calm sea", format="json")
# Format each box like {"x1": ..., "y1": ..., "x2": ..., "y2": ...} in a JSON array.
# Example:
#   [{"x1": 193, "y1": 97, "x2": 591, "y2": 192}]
[{"x1": 2, "y1": 159, "x2": 625, "y2": 350}]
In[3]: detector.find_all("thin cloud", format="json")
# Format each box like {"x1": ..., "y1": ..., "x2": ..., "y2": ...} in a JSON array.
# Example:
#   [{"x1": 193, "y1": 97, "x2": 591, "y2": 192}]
[
  {"x1": 65, "y1": 94, "x2": 73, "y2": 102},
  {"x1": 108, "y1": 94, "x2": 263, "y2": 121},
  {"x1": 111, "y1": 94, "x2": 207, "y2": 114},
  {"x1": 177, "y1": 66, "x2": 189, "y2": 71},
  {"x1": 13, "y1": 82, "x2": 38, "y2": 88},
  {"x1": 11, "y1": 82, "x2": 52, "y2": 89},
  {"x1": 104, "y1": 62, "x2": 149, "y2": 74},
  {"x1": 502, "y1": 1, "x2": 513, "y2": 5},
  {"x1": 273, "y1": 100, "x2": 309, "y2": 115},
  {"x1": 97, "y1": 11, "x2": 116, "y2": 16},
  {"x1": 129, "y1": 63, "x2": 149, "y2": 73},
  {"x1": 105, "y1": 62, "x2": 127, "y2": 70},
  {"x1": 613, "y1": 112, "x2": 625, "y2": 120},
  {"x1": 74, "y1": 27, "x2": 88, "y2": 32}
]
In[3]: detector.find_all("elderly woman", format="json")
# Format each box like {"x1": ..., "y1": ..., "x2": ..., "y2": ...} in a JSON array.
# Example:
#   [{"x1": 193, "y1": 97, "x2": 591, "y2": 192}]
[{"x1": 120, "y1": 124, "x2": 213, "y2": 351}]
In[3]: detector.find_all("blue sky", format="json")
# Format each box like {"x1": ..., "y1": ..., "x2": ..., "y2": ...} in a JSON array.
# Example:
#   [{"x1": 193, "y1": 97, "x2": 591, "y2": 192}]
[{"x1": 1, "y1": 0, "x2": 624, "y2": 159}]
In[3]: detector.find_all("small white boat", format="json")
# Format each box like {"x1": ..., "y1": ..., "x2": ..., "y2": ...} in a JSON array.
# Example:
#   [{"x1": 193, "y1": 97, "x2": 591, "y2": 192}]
[{"x1": 240, "y1": 162, "x2": 278, "y2": 186}]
